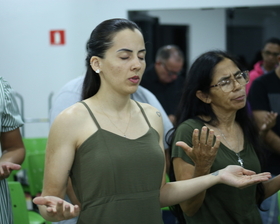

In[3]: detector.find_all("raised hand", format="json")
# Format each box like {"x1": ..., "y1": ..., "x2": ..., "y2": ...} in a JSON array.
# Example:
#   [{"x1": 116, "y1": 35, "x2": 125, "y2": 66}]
[
  {"x1": 0, "y1": 161, "x2": 21, "y2": 180},
  {"x1": 260, "y1": 111, "x2": 278, "y2": 133},
  {"x1": 33, "y1": 196, "x2": 80, "y2": 221},
  {"x1": 217, "y1": 165, "x2": 271, "y2": 188},
  {"x1": 176, "y1": 126, "x2": 220, "y2": 169}
]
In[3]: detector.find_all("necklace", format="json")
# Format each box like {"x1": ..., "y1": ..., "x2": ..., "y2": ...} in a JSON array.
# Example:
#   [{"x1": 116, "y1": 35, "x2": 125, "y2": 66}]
[
  {"x1": 100, "y1": 103, "x2": 131, "y2": 138},
  {"x1": 217, "y1": 126, "x2": 244, "y2": 167}
]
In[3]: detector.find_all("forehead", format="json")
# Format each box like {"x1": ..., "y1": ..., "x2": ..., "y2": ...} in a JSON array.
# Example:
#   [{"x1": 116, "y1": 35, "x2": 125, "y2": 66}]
[
  {"x1": 110, "y1": 28, "x2": 145, "y2": 51},
  {"x1": 263, "y1": 43, "x2": 280, "y2": 52},
  {"x1": 212, "y1": 58, "x2": 239, "y2": 81}
]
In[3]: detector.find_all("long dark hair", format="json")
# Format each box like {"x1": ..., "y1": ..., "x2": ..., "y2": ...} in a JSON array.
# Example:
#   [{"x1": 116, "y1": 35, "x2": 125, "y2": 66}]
[
  {"x1": 82, "y1": 18, "x2": 142, "y2": 100},
  {"x1": 167, "y1": 50, "x2": 266, "y2": 223}
]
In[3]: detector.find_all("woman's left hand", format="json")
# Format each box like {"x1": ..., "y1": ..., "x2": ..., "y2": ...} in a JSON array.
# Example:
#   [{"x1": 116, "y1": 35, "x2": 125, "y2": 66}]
[{"x1": 176, "y1": 126, "x2": 220, "y2": 170}]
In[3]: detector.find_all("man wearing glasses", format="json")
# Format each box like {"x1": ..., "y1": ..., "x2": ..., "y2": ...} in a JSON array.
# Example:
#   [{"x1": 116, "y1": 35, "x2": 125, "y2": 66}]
[
  {"x1": 140, "y1": 45, "x2": 185, "y2": 124},
  {"x1": 246, "y1": 37, "x2": 280, "y2": 94}
]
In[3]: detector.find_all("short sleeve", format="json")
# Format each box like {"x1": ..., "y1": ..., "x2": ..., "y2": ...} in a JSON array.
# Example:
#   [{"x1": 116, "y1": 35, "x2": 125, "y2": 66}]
[
  {"x1": 0, "y1": 77, "x2": 24, "y2": 132},
  {"x1": 171, "y1": 119, "x2": 204, "y2": 166}
]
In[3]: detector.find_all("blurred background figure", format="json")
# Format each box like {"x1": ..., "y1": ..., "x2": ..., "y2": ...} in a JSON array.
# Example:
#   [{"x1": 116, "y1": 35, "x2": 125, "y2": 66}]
[
  {"x1": 246, "y1": 37, "x2": 280, "y2": 94},
  {"x1": 140, "y1": 45, "x2": 185, "y2": 124},
  {"x1": 248, "y1": 54, "x2": 280, "y2": 224},
  {"x1": 0, "y1": 77, "x2": 25, "y2": 224}
]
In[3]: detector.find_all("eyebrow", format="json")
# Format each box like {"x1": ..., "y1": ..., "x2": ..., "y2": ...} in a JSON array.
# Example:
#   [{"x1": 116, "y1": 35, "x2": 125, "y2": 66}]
[
  {"x1": 117, "y1": 48, "x2": 146, "y2": 53},
  {"x1": 217, "y1": 70, "x2": 240, "y2": 82}
]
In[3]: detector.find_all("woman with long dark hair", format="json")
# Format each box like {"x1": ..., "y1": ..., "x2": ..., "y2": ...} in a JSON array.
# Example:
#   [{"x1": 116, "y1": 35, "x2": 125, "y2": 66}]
[{"x1": 169, "y1": 50, "x2": 279, "y2": 224}]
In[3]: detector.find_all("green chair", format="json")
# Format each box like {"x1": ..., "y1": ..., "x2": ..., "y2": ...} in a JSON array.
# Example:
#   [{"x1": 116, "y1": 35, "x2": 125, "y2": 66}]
[
  {"x1": 23, "y1": 138, "x2": 47, "y2": 154},
  {"x1": 19, "y1": 138, "x2": 47, "y2": 194},
  {"x1": 162, "y1": 174, "x2": 170, "y2": 211},
  {"x1": 27, "y1": 152, "x2": 46, "y2": 197},
  {"x1": 8, "y1": 181, "x2": 50, "y2": 224}
]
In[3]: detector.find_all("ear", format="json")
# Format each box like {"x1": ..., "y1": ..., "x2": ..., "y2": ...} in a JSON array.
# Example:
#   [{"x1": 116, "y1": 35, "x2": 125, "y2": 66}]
[
  {"x1": 196, "y1": 90, "x2": 212, "y2": 104},
  {"x1": 90, "y1": 56, "x2": 101, "y2": 73}
]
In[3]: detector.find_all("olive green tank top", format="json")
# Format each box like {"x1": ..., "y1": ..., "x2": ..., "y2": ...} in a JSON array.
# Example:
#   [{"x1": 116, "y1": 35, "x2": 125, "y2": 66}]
[{"x1": 70, "y1": 101, "x2": 165, "y2": 224}]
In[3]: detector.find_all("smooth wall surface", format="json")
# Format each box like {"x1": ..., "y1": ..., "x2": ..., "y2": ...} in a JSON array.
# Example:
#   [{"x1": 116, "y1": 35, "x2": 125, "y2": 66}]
[{"x1": 1, "y1": 0, "x2": 279, "y2": 137}]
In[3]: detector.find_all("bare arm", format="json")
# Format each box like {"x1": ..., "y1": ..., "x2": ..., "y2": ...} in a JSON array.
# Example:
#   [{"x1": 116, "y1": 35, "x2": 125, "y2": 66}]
[
  {"x1": 160, "y1": 165, "x2": 271, "y2": 208},
  {"x1": 168, "y1": 127, "x2": 219, "y2": 215},
  {"x1": 0, "y1": 128, "x2": 25, "y2": 180},
  {"x1": 34, "y1": 107, "x2": 84, "y2": 221},
  {"x1": 172, "y1": 159, "x2": 208, "y2": 216},
  {"x1": 262, "y1": 175, "x2": 280, "y2": 199},
  {"x1": 156, "y1": 125, "x2": 270, "y2": 209}
]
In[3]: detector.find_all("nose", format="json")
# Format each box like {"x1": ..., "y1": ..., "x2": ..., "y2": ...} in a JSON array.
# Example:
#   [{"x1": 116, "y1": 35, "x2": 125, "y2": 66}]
[
  {"x1": 232, "y1": 78, "x2": 242, "y2": 91},
  {"x1": 131, "y1": 57, "x2": 142, "y2": 70}
]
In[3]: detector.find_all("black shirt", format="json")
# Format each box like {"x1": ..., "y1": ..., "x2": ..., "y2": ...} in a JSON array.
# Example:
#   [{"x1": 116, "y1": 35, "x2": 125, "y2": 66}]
[{"x1": 140, "y1": 64, "x2": 185, "y2": 115}]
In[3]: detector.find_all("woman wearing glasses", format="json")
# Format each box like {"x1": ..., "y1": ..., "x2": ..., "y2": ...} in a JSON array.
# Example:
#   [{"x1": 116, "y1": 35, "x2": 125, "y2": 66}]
[{"x1": 168, "y1": 50, "x2": 280, "y2": 224}]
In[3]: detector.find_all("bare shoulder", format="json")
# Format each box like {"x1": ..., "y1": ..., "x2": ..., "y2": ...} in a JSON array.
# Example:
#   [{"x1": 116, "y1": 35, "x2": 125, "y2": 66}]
[
  {"x1": 135, "y1": 101, "x2": 163, "y2": 132},
  {"x1": 136, "y1": 101, "x2": 162, "y2": 119},
  {"x1": 48, "y1": 101, "x2": 95, "y2": 150},
  {"x1": 51, "y1": 102, "x2": 89, "y2": 129}
]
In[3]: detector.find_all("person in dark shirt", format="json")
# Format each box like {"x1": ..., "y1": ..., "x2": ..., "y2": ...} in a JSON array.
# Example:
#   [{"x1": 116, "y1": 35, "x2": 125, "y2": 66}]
[{"x1": 141, "y1": 45, "x2": 185, "y2": 124}]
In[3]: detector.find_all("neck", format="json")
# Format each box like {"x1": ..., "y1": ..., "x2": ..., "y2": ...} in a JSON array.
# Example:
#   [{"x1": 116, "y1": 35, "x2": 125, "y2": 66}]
[
  {"x1": 91, "y1": 95, "x2": 132, "y2": 122},
  {"x1": 211, "y1": 108, "x2": 236, "y2": 130}
]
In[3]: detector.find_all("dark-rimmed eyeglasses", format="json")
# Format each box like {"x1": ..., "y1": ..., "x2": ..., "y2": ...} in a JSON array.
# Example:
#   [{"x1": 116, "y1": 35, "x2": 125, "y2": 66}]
[
  {"x1": 162, "y1": 63, "x2": 182, "y2": 76},
  {"x1": 262, "y1": 50, "x2": 280, "y2": 58},
  {"x1": 209, "y1": 70, "x2": 249, "y2": 92}
]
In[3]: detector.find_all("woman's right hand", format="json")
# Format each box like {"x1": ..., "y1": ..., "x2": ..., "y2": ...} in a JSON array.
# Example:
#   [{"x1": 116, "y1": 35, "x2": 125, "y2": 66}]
[
  {"x1": 176, "y1": 126, "x2": 220, "y2": 170},
  {"x1": 33, "y1": 196, "x2": 80, "y2": 221}
]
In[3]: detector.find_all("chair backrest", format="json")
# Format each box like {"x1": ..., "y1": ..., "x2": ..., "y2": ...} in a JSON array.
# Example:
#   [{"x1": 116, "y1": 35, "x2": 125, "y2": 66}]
[
  {"x1": 23, "y1": 138, "x2": 47, "y2": 154},
  {"x1": 28, "y1": 152, "x2": 46, "y2": 196},
  {"x1": 17, "y1": 138, "x2": 47, "y2": 195},
  {"x1": 7, "y1": 181, "x2": 30, "y2": 224}
]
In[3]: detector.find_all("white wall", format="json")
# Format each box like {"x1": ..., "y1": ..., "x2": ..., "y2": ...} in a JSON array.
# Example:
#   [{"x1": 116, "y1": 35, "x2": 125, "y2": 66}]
[
  {"x1": 147, "y1": 9, "x2": 226, "y2": 65},
  {"x1": 1, "y1": 0, "x2": 279, "y2": 137}
]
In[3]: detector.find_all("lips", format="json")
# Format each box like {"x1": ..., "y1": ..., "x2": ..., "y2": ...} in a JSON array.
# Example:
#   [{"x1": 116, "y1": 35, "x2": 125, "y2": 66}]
[
  {"x1": 233, "y1": 95, "x2": 245, "y2": 100},
  {"x1": 129, "y1": 76, "x2": 140, "y2": 84}
]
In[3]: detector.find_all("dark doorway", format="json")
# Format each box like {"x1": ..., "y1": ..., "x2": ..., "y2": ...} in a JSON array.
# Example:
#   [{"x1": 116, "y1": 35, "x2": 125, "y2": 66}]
[
  {"x1": 129, "y1": 12, "x2": 189, "y2": 75},
  {"x1": 227, "y1": 26, "x2": 263, "y2": 70}
]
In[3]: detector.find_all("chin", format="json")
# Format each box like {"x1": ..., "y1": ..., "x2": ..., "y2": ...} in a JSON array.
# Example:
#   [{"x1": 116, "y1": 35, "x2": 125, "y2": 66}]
[{"x1": 128, "y1": 85, "x2": 139, "y2": 94}]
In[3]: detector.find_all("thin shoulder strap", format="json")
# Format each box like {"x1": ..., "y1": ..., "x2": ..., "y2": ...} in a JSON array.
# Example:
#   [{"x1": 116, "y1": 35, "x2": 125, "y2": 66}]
[
  {"x1": 79, "y1": 101, "x2": 101, "y2": 129},
  {"x1": 134, "y1": 100, "x2": 151, "y2": 128}
]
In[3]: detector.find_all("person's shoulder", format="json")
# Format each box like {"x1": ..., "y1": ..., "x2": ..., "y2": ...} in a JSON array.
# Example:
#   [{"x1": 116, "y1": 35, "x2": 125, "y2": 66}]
[
  {"x1": 0, "y1": 77, "x2": 11, "y2": 90},
  {"x1": 249, "y1": 61, "x2": 263, "y2": 77},
  {"x1": 134, "y1": 85, "x2": 155, "y2": 100},
  {"x1": 177, "y1": 118, "x2": 202, "y2": 130},
  {"x1": 135, "y1": 101, "x2": 163, "y2": 121},
  {"x1": 52, "y1": 101, "x2": 88, "y2": 128},
  {"x1": 253, "y1": 70, "x2": 276, "y2": 85},
  {"x1": 136, "y1": 100, "x2": 158, "y2": 113},
  {"x1": 58, "y1": 76, "x2": 84, "y2": 93}
]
